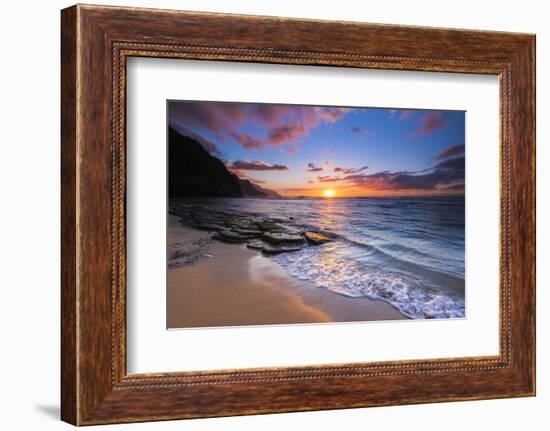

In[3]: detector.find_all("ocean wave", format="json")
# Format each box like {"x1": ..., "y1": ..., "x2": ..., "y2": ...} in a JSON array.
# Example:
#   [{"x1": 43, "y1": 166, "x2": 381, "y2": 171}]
[
  {"x1": 274, "y1": 245, "x2": 465, "y2": 319},
  {"x1": 283, "y1": 222, "x2": 464, "y2": 282},
  {"x1": 172, "y1": 197, "x2": 465, "y2": 319}
]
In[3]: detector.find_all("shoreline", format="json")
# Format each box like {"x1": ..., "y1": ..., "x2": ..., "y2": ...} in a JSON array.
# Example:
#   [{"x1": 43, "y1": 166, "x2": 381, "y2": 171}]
[{"x1": 168, "y1": 218, "x2": 407, "y2": 329}]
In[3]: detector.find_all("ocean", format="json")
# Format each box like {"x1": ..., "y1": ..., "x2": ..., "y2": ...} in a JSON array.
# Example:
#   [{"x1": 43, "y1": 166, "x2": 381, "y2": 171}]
[{"x1": 171, "y1": 196, "x2": 465, "y2": 320}]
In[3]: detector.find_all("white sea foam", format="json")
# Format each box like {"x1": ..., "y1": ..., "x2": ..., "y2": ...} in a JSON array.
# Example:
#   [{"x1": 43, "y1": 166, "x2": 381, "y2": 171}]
[{"x1": 274, "y1": 245, "x2": 465, "y2": 319}]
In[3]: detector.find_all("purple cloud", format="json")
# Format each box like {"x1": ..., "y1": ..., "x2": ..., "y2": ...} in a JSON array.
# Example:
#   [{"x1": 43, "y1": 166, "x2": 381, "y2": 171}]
[
  {"x1": 399, "y1": 110, "x2": 414, "y2": 120},
  {"x1": 169, "y1": 101, "x2": 351, "y2": 150},
  {"x1": 306, "y1": 162, "x2": 323, "y2": 172},
  {"x1": 415, "y1": 112, "x2": 447, "y2": 136},
  {"x1": 317, "y1": 107, "x2": 351, "y2": 122},
  {"x1": 440, "y1": 183, "x2": 465, "y2": 192},
  {"x1": 334, "y1": 165, "x2": 368, "y2": 175},
  {"x1": 169, "y1": 102, "x2": 246, "y2": 138},
  {"x1": 230, "y1": 132, "x2": 264, "y2": 149},
  {"x1": 389, "y1": 109, "x2": 415, "y2": 120},
  {"x1": 317, "y1": 157, "x2": 464, "y2": 193},
  {"x1": 229, "y1": 160, "x2": 289, "y2": 171},
  {"x1": 432, "y1": 156, "x2": 465, "y2": 171},
  {"x1": 348, "y1": 125, "x2": 375, "y2": 137},
  {"x1": 317, "y1": 175, "x2": 341, "y2": 182},
  {"x1": 436, "y1": 144, "x2": 465, "y2": 160},
  {"x1": 267, "y1": 121, "x2": 306, "y2": 146}
]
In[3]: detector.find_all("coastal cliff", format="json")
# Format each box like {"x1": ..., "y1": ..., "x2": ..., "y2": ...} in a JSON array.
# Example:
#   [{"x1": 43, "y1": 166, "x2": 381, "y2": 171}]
[{"x1": 168, "y1": 126, "x2": 280, "y2": 198}]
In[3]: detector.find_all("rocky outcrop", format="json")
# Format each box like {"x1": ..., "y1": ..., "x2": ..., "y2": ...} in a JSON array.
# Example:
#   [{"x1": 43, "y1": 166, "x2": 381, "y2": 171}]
[
  {"x1": 170, "y1": 203, "x2": 333, "y2": 255},
  {"x1": 304, "y1": 231, "x2": 332, "y2": 244},
  {"x1": 262, "y1": 232, "x2": 305, "y2": 245}
]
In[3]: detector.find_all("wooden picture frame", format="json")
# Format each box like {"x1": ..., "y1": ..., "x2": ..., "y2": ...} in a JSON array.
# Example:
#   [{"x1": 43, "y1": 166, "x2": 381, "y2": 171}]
[{"x1": 61, "y1": 4, "x2": 535, "y2": 425}]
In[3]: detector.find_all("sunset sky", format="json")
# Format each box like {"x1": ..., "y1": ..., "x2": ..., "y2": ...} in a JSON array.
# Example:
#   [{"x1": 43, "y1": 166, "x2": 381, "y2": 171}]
[{"x1": 168, "y1": 101, "x2": 465, "y2": 197}]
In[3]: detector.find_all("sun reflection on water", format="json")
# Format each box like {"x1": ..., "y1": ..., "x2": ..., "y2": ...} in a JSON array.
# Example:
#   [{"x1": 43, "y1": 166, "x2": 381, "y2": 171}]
[{"x1": 317, "y1": 198, "x2": 343, "y2": 233}]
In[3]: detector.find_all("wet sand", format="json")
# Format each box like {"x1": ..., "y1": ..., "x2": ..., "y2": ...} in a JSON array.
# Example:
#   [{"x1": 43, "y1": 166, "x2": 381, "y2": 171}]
[{"x1": 167, "y1": 222, "x2": 407, "y2": 329}]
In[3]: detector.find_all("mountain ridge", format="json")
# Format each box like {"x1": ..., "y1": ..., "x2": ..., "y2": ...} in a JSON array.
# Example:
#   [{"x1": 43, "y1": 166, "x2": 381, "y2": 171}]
[{"x1": 168, "y1": 126, "x2": 281, "y2": 199}]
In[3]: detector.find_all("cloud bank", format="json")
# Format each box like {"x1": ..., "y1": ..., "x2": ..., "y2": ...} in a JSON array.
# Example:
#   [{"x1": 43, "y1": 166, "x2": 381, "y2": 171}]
[
  {"x1": 169, "y1": 102, "x2": 351, "y2": 150},
  {"x1": 436, "y1": 144, "x2": 465, "y2": 160},
  {"x1": 228, "y1": 160, "x2": 289, "y2": 171},
  {"x1": 334, "y1": 165, "x2": 368, "y2": 175},
  {"x1": 317, "y1": 155, "x2": 464, "y2": 193}
]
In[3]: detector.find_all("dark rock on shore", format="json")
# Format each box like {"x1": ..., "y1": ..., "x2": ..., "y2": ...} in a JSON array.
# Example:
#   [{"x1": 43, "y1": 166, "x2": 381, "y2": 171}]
[
  {"x1": 253, "y1": 219, "x2": 287, "y2": 232},
  {"x1": 215, "y1": 230, "x2": 247, "y2": 243},
  {"x1": 262, "y1": 232, "x2": 305, "y2": 245},
  {"x1": 196, "y1": 222, "x2": 226, "y2": 232},
  {"x1": 304, "y1": 230, "x2": 333, "y2": 244},
  {"x1": 170, "y1": 203, "x2": 332, "y2": 256},
  {"x1": 260, "y1": 243, "x2": 304, "y2": 254}
]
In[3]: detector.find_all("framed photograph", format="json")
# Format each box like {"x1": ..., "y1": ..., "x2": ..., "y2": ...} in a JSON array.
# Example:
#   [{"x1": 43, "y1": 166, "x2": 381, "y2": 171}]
[
  {"x1": 61, "y1": 4, "x2": 536, "y2": 425},
  {"x1": 165, "y1": 100, "x2": 467, "y2": 328}
]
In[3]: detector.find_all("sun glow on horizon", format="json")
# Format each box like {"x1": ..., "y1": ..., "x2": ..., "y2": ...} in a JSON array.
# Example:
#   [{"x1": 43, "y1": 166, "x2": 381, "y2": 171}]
[{"x1": 323, "y1": 189, "x2": 336, "y2": 198}]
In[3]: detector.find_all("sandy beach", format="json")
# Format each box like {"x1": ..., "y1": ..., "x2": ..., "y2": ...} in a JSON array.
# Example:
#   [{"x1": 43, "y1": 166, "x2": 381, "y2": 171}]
[{"x1": 167, "y1": 217, "x2": 406, "y2": 329}]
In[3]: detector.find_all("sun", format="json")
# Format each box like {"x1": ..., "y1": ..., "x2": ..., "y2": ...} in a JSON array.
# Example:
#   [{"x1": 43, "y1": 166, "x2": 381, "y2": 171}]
[{"x1": 323, "y1": 189, "x2": 336, "y2": 198}]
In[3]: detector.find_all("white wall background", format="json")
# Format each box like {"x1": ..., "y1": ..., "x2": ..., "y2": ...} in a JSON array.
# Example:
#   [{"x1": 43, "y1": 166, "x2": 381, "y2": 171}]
[{"x1": 0, "y1": 0, "x2": 546, "y2": 429}]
